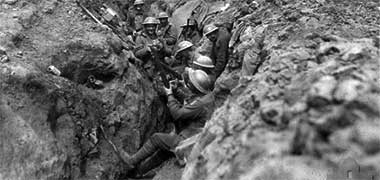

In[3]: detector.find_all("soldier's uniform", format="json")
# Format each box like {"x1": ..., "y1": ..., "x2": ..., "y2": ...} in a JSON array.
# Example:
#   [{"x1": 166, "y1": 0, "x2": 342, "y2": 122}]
[
  {"x1": 157, "y1": 12, "x2": 178, "y2": 54},
  {"x1": 152, "y1": 91, "x2": 215, "y2": 150},
  {"x1": 158, "y1": 23, "x2": 177, "y2": 45},
  {"x1": 118, "y1": 69, "x2": 215, "y2": 177},
  {"x1": 172, "y1": 41, "x2": 200, "y2": 75},
  {"x1": 177, "y1": 19, "x2": 202, "y2": 46},
  {"x1": 134, "y1": 16, "x2": 171, "y2": 76},
  {"x1": 204, "y1": 25, "x2": 231, "y2": 79}
]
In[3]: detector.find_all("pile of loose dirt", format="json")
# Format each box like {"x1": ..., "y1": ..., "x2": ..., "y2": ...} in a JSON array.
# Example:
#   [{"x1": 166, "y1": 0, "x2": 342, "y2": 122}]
[
  {"x1": 0, "y1": 0, "x2": 170, "y2": 179},
  {"x1": 180, "y1": 0, "x2": 380, "y2": 180}
]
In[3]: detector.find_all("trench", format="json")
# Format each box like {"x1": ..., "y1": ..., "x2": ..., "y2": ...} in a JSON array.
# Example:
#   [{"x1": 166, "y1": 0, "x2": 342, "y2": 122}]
[
  {"x1": 2, "y1": 0, "x2": 379, "y2": 180},
  {"x1": 0, "y1": 0, "x2": 237, "y2": 179}
]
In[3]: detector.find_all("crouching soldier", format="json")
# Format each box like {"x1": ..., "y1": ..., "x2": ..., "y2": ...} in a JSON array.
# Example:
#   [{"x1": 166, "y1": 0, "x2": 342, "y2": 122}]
[
  {"x1": 172, "y1": 41, "x2": 200, "y2": 74},
  {"x1": 115, "y1": 69, "x2": 215, "y2": 178},
  {"x1": 191, "y1": 55, "x2": 216, "y2": 84}
]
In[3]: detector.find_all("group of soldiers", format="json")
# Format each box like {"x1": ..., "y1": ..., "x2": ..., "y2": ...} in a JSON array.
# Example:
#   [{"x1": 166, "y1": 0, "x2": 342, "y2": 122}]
[{"x1": 104, "y1": 0, "x2": 232, "y2": 178}]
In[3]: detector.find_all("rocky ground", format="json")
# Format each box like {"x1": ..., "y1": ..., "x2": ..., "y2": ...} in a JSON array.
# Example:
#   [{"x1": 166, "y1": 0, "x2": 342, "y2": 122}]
[
  {"x1": 181, "y1": 0, "x2": 380, "y2": 180},
  {"x1": 1, "y1": 0, "x2": 380, "y2": 180},
  {"x1": 0, "y1": 0, "x2": 170, "y2": 179}
]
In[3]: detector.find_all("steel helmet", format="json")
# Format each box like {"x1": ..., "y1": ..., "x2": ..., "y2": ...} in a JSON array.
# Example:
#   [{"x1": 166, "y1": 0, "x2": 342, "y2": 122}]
[
  {"x1": 188, "y1": 69, "x2": 212, "y2": 94},
  {"x1": 175, "y1": 41, "x2": 193, "y2": 55},
  {"x1": 157, "y1": 12, "x2": 169, "y2": 19},
  {"x1": 203, "y1": 24, "x2": 218, "y2": 36},
  {"x1": 134, "y1": 0, "x2": 144, "y2": 5},
  {"x1": 194, "y1": 55, "x2": 215, "y2": 69},
  {"x1": 142, "y1": 17, "x2": 159, "y2": 25}
]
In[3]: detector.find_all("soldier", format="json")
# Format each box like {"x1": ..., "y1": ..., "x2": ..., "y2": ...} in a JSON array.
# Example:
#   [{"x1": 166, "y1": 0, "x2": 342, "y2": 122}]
[
  {"x1": 203, "y1": 24, "x2": 231, "y2": 79},
  {"x1": 172, "y1": 55, "x2": 215, "y2": 105},
  {"x1": 173, "y1": 41, "x2": 200, "y2": 70},
  {"x1": 116, "y1": 69, "x2": 215, "y2": 178},
  {"x1": 125, "y1": 0, "x2": 148, "y2": 35},
  {"x1": 191, "y1": 55, "x2": 216, "y2": 83},
  {"x1": 177, "y1": 18, "x2": 202, "y2": 46},
  {"x1": 134, "y1": 17, "x2": 171, "y2": 76},
  {"x1": 157, "y1": 12, "x2": 177, "y2": 47}
]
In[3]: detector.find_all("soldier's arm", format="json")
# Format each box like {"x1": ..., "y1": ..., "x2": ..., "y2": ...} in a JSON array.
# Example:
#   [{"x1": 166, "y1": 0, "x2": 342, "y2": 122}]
[
  {"x1": 134, "y1": 37, "x2": 151, "y2": 59},
  {"x1": 214, "y1": 34, "x2": 230, "y2": 77},
  {"x1": 164, "y1": 26, "x2": 178, "y2": 46},
  {"x1": 167, "y1": 95, "x2": 202, "y2": 122}
]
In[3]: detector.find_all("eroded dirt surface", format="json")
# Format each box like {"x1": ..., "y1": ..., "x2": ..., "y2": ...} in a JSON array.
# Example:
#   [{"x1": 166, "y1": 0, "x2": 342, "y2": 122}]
[
  {"x1": 182, "y1": 0, "x2": 380, "y2": 180},
  {"x1": 0, "y1": 0, "x2": 170, "y2": 179}
]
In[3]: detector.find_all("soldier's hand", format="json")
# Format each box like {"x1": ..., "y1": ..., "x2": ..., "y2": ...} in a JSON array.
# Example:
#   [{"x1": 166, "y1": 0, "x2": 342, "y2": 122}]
[{"x1": 156, "y1": 30, "x2": 163, "y2": 36}]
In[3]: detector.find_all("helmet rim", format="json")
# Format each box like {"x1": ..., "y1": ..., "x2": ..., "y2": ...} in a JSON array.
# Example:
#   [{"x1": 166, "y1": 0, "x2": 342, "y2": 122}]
[{"x1": 188, "y1": 69, "x2": 211, "y2": 94}]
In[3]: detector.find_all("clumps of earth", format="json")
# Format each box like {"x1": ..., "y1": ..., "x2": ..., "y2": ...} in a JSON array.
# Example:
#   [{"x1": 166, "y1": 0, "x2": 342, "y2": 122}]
[{"x1": 1, "y1": 0, "x2": 380, "y2": 180}]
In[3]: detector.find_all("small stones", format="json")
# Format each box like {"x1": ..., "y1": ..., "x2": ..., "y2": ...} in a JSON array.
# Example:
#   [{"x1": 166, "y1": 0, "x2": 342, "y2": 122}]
[
  {"x1": 0, "y1": 48, "x2": 9, "y2": 63},
  {"x1": 307, "y1": 75, "x2": 337, "y2": 108}
]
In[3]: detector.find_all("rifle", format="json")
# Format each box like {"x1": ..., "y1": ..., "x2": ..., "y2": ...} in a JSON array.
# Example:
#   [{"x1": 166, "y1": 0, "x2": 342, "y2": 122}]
[
  {"x1": 156, "y1": 59, "x2": 182, "y2": 80},
  {"x1": 76, "y1": 0, "x2": 135, "y2": 49},
  {"x1": 150, "y1": 49, "x2": 170, "y2": 88},
  {"x1": 76, "y1": 0, "x2": 103, "y2": 25}
]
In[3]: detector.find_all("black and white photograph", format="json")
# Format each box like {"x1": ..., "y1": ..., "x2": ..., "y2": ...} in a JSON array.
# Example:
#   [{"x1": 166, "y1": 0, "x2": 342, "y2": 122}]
[{"x1": 0, "y1": 0, "x2": 379, "y2": 179}]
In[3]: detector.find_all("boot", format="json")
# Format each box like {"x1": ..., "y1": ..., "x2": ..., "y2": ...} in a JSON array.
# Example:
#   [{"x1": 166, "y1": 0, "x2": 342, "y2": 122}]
[
  {"x1": 128, "y1": 150, "x2": 172, "y2": 179},
  {"x1": 120, "y1": 140, "x2": 157, "y2": 169}
]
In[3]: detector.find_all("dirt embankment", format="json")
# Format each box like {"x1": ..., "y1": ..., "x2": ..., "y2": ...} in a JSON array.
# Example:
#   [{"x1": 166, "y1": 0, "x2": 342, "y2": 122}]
[
  {"x1": 180, "y1": 0, "x2": 380, "y2": 180},
  {"x1": 0, "y1": 0, "x2": 170, "y2": 179}
]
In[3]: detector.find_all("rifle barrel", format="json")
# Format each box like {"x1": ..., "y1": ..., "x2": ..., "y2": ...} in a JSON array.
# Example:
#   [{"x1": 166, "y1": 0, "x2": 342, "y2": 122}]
[{"x1": 76, "y1": 0, "x2": 103, "y2": 25}]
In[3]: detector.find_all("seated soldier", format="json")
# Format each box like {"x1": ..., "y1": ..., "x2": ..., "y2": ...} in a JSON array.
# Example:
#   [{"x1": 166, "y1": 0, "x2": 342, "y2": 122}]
[
  {"x1": 173, "y1": 55, "x2": 216, "y2": 105},
  {"x1": 177, "y1": 18, "x2": 202, "y2": 46},
  {"x1": 114, "y1": 69, "x2": 215, "y2": 178}
]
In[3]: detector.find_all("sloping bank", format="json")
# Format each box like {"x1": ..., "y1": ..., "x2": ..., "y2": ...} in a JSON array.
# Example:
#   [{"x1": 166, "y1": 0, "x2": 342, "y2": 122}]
[
  {"x1": 164, "y1": 0, "x2": 380, "y2": 180},
  {"x1": 0, "y1": 0, "x2": 170, "y2": 179}
]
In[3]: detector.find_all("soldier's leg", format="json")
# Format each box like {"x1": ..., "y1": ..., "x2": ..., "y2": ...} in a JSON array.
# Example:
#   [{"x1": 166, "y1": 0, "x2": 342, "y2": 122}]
[
  {"x1": 126, "y1": 139, "x2": 158, "y2": 168},
  {"x1": 150, "y1": 132, "x2": 183, "y2": 151},
  {"x1": 126, "y1": 133, "x2": 181, "y2": 177},
  {"x1": 133, "y1": 150, "x2": 173, "y2": 177},
  {"x1": 128, "y1": 132, "x2": 180, "y2": 166}
]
